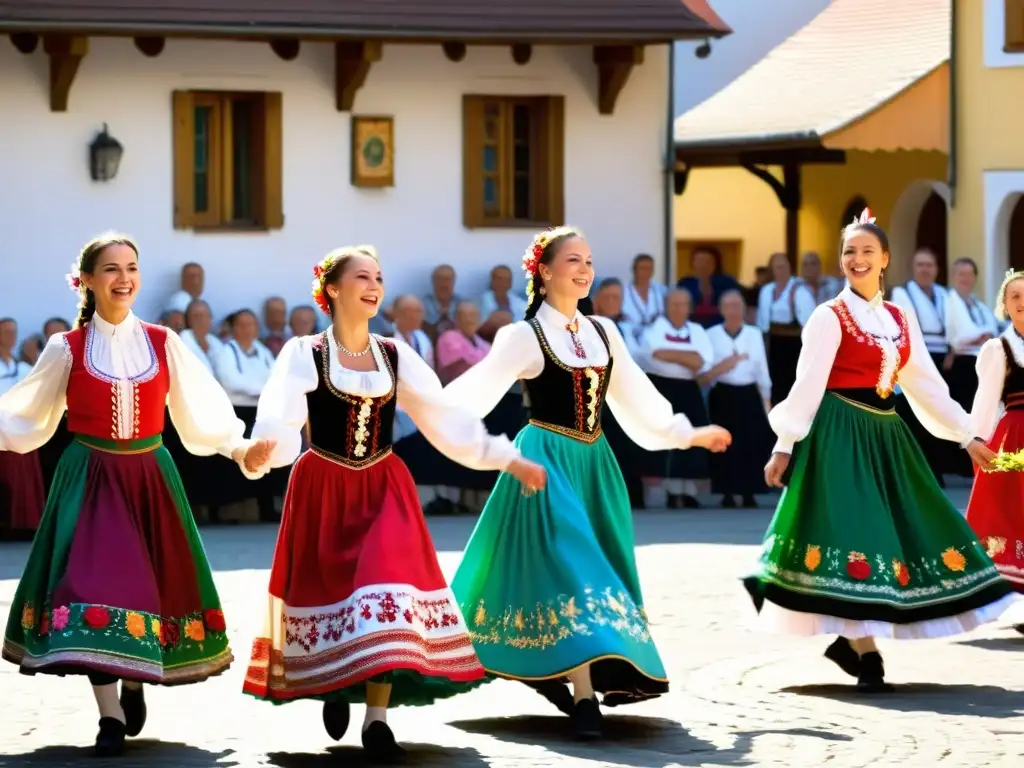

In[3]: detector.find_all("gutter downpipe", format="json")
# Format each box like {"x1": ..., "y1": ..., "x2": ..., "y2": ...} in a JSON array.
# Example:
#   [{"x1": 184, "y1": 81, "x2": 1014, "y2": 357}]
[{"x1": 664, "y1": 42, "x2": 677, "y2": 287}]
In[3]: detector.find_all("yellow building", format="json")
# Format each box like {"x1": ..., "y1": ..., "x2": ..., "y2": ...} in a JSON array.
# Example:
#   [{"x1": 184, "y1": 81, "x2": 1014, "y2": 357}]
[
  {"x1": 673, "y1": 0, "x2": 951, "y2": 286},
  {"x1": 949, "y1": 0, "x2": 1024, "y2": 301}
]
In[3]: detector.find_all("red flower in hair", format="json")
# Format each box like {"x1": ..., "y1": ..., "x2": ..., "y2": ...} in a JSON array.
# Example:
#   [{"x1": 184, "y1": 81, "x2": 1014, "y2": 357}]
[
  {"x1": 522, "y1": 241, "x2": 543, "y2": 278},
  {"x1": 312, "y1": 264, "x2": 325, "y2": 279}
]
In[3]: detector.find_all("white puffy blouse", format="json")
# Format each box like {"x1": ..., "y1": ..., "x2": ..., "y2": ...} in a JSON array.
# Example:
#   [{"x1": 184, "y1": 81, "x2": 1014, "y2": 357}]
[
  {"x1": 0, "y1": 312, "x2": 250, "y2": 459},
  {"x1": 248, "y1": 330, "x2": 521, "y2": 472},
  {"x1": 442, "y1": 302, "x2": 696, "y2": 450}
]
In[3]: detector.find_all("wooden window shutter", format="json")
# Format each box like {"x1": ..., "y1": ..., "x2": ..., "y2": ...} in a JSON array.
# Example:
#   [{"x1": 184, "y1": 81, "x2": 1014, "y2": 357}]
[
  {"x1": 261, "y1": 92, "x2": 284, "y2": 229},
  {"x1": 462, "y1": 95, "x2": 486, "y2": 228},
  {"x1": 171, "y1": 90, "x2": 195, "y2": 229},
  {"x1": 542, "y1": 96, "x2": 565, "y2": 227},
  {"x1": 1007, "y1": 0, "x2": 1024, "y2": 51}
]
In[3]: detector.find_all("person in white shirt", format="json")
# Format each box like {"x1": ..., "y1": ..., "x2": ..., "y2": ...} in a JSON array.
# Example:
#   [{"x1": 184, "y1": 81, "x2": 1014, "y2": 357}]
[
  {"x1": 213, "y1": 309, "x2": 279, "y2": 520},
  {"x1": 700, "y1": 290, "x2": 773, "y2": 508},
  {"x1": 0, "y1": 317, "x2": 44, "y2": 539},
  {"x1": 179, "y1": 299, "x2": 225, "y2": 375},
  {"x1": 621, "y1": 253, "x2": 667, "y2": 341},
  {"x1": 757, "y1": 252, "x2": 816, "y2": 405},
  {"x1": 889, "y1": 248, "x2": 955, "y2": 486},
  {"x1": 478, "y1": 265, "x2": 528, "y2": 342},
  {"x1": 641, "y1": 288, "x2": 714, "y2": 508},
  {"x1": 945, "y1": 257, "x2": 1000, "y2": 477},
  {"x1": 799, "y1": 252, "x2": 842, "y2": 306},
  {"x1": 165, "y1": 262, "x2": 204, "y2": 315}
]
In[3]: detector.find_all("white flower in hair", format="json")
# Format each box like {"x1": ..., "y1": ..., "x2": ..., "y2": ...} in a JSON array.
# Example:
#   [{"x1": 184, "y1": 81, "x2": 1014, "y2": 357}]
[{"x1": 852, "y1": 208, "x2": 876, "y2": 225}]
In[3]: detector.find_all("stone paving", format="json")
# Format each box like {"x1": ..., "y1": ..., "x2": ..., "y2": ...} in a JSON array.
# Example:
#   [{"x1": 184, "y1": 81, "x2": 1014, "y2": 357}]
[{"x1": 1, "y1": 489, "x2": 1023, "y2": 766}]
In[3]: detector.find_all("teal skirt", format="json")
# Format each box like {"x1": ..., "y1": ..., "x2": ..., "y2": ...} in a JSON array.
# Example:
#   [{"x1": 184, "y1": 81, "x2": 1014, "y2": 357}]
[
  {"x1": 744, "y1": 393, "x2": 1014, "y2": 637},
  {"x1": 451, "y1": 423, "x2": 667, "y2": 705}
]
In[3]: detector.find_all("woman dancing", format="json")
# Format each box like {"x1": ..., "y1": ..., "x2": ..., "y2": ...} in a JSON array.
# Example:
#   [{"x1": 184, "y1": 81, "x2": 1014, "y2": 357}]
[
  {"x1": 240, "y1": 246, "x2": 545, "y2": 760},
  {"x1": 964, "y1": 269, "x2": 1024, "y2": 633},
  {"x1": 1, "y1": 233, "x2": 270, "y2": 756},
  {"x1": 748, "y1": 211, "x2": 1016, "y2": 692},
  {"x1": 444, "y1": 227, "x2": 731, "y2": 738}
]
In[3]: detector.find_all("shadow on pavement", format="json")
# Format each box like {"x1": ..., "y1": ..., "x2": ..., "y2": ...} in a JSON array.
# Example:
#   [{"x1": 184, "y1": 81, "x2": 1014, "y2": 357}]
[
  {"x1": 449, "y1": 713, "x2": 752, "y2": 767},
  {"x1": 780, "y1": 683, "x2": 1024, "y2": 716},
  {"x1": 956, "y1": 635, "x2": 1024, "y2": 652},
  {"x1": 0, "y1": 742, "x2": 238, "y2": 766},
  {"x1": 265, "y1": 743, "x2": 486, "y2": 766}
]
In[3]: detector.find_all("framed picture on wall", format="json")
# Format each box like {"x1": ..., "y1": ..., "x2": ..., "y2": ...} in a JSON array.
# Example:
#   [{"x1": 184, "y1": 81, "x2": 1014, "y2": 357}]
[{"x1": 351, "y1": 115, "x2": 394, "y2": 187}]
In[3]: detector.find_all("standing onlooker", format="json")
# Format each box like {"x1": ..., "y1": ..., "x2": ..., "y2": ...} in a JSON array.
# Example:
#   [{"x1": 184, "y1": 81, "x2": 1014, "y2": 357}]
[
  {"x1": 799, "y1": 252, "x2": 842, "y2": 305},
  {"x1": 700, "y1": 291, "x2": 773, "y2": 508},
  {"x1": 621, "y1": 253, "x2": 666, "y2": 341},
  {"x1": 478, "y1": 265, "x2": 527, "y2": 342},
  {"x1": 744, "y1": 266, "x2": 771, "y2": 324},
  {"x1": 166, "y1": 262, "x2": 205, "y2": 314},
  {"x1": 0, "y1": 318, "x2": 44, "y2": 540},
  {"x1": 757, "y1": 252, "x2": 815, "y2": 405},
  {"x1": 423, "y1": 264, "x2": 462, "y2": 340},
  {"x1": 261, "y1": 296, "x2": 289, "y2": 357},
  {"x1": 42, "y1": 317, "x2": 71, "y2": 340},
  {"x1": 677, "y1": 245, "x2": 741, "y2": 328},
  {"x1": 18, "y1": 335, "x2": 42, "y2": 367},
  {"x1": 640, "y1": 288, "x2": 713, "y2": 508}
]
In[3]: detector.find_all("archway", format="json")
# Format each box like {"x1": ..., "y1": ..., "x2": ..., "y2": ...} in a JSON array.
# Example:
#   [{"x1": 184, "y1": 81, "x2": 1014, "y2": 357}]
[{"x1": 888, "y1": 180, "x2": 950, "y2": 286}]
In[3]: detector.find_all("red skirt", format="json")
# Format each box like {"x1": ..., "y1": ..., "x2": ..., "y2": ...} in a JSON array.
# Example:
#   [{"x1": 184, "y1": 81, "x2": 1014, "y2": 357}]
[
  {"x1": 243, "y1": 449, "x2": 485, "y2": 705},
  {"x1": 966, "y1": 410, "x2": 1024, "y2": 591},
  {"x1": 0, "y1": 450, "x2": 45, "y2": 539}
]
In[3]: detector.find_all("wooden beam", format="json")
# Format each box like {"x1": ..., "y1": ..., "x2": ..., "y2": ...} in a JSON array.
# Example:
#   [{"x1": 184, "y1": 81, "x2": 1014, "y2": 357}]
[
  {"x1": 741, "y1": 161, "x2": 802, "y2": 269},
  {"x1": 9, "y1": 33, "x2": 38, "y2": 54},
  {"x1": 676, "y1": 146, "x2": 846, "y2": 168},
  {"x1": 592, "y1": 45, "x2": 644, "y2": 115},
  {"x1": 510, "y1": 43, "x2": 532, "y2": 65},
  {"x1": 133, "y1": 36, "x2": 164, "y2": 57},
  {"x1": 43, "y1": 35, "x2": 88, "y2": 113},
  {"x1": 334, "y1": 40, "x2": 382, "y2": 112},
  {"x1": 442, "y1": 42, "x2": 466, "y2": 62},
  {"x1": 269, "y1": 38, "x2": 300, "y2": 61}
]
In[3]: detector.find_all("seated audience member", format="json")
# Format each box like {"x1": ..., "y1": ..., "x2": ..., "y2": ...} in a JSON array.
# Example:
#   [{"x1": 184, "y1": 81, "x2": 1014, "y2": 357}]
[
  {"x1": 262, "y1": 296, "x2": 289, "y2": 357},
  {"x1": 423, "y1": 264, "x2": 462, "y2": 340},
  {"x1": 478, "y1": 265, "x2": 527, "y2": 342},
  {"x1": 289, "y1": 304, "x2": 319, "y2": 338},
  {"x1": 159, "y1": 309, "x2": 186, "y2": 333},
  {"x1": 18, "y1": 334, "x2": 42, "y2": 366},
  {"x1": 166, "y1": 261, "x2": 205, "y2": 314},
  {"x1": 391, "y1": 295, "x2": 433, "y2": 367},
  {"x1": 180, "y1": 299, "x2": 224, "y2": 373}
]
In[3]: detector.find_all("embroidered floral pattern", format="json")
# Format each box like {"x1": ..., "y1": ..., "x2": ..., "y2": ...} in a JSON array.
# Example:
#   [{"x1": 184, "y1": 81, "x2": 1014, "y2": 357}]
[
  {"x1": 830, "y1": 298, "x2": 909, "y2": 398},
  {"x1": 20, "y1": 604, "x2": 34, "y2": 631},
  {"x1": 83, "y1": 606, "x2": 111, "y2": 629},
  {"x1": 846, "y1": 551, "x2": 871, "y2": 581},
  {"x1": 941, "y1": 547, "x2": 967, "y2": 572},
  {"x1": 892, "y1": 558, "x2": 910, "y2": 587},
  {"x1": 184, "y1": 619, "x2": 205, "y2": 642},
  {"x1": 985, "y1": 536, "x2": 1007, "y2": 557},
  {"x1": 584, "y1": 368, "x2": 601, "y2": 431},
  {"x1": 282, "y1": 590, "x2": 462, "y2": 654},
  {"x1": 804, "y1": 544, "x2": 821, "y2": 572},
  {"x1": 353, "y1": 397, "x2": 374, "y2": 458},
  {"x1": 469, "y1": 586, "x2": 652, "y2": 650},
  {"x1": 52, "y1": 606, "x2": 70, "y2": 631},
  {"x1": 125, "y1": 612, "x2": 147, "y2": 638}
]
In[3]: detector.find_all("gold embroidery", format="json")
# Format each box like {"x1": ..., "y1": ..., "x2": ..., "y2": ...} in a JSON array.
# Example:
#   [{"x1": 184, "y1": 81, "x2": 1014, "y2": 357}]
[
  {"x1": 309, "y1": 445, "x2": 392, "y2": 470},
  {"x1": 584, "y1": 368, "x2": 601, "y2": 431},
  {"x1": 528, "y1": 419, "x2": 603, "y2": 444},
  {"x1": 354, "y1": 397, "x2": 373, "y2": 457},
  {"x1": 468, "y1": 586, "x2": 652, "y2": 650}
]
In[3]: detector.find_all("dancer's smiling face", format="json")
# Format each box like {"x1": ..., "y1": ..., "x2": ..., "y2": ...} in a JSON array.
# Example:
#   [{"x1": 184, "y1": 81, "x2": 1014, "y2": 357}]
[
  {"x1": 326, "y1": 254, "x2": 384, "y2": 320},
  {"x1": 82, "y1": 243, "x2": 141, "y2": 315},
  {"x1": 537, "y1": 235, "x2": 594, "y2": 301},
  {"x1": 1004, "y1": 277, "x2": 1024, "y2": 327},
  {"x1": 840, "y1": 229, "x2": 889, "y2": 297}
]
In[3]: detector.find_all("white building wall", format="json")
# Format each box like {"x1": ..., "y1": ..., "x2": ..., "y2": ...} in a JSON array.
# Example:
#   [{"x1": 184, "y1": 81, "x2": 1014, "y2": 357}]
[{"x1": 0, "y1": 38, "x2": 668, "y2": 332}]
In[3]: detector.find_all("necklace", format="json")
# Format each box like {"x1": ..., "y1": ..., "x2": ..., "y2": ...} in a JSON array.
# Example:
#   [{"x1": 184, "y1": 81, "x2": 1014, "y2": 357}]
[{"x1": 334, "y1": 331, "x2": 371, "y2": 357}]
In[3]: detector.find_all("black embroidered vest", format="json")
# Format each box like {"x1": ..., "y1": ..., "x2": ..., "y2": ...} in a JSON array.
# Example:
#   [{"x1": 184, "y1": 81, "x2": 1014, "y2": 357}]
[
  {"x1": 1001, "y1": 337, "x2": 1024, "y2": 411},
  {"x1": 521, "y1": 317, "x2": 613, "y2": 443},
  {"x1": 306, "y1": 332, "x2": 398, "y2": 468}
]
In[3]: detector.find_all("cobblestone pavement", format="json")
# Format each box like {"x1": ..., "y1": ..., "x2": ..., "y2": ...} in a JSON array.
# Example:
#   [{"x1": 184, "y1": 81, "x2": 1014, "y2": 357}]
[{"x1": 2, "y1": 488, "x2": 1023, "y2": 767}]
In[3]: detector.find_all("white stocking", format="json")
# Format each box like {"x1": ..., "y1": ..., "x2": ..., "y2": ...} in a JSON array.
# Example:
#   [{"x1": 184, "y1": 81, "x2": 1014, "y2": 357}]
[{"x1": 92, "y1": 683, "x2": 125, "y2": 724}]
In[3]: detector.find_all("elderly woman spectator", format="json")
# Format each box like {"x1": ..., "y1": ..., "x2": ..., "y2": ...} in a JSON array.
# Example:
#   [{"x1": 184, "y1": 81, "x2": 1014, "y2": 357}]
[
  {"x1": 622, "y1": 253, "x2": 667, "y2": 341},
  {"x1": 180, "y1": 299, "x2": 225, "y2": 374},
  {"x1": 391, "y1": 295, "x2": 434, "y2": 367},
  {"x1": 423, "y1": 264, "x2": 463, "y2": 340},
  {"x1": 640, "y1": 288, "x2": 713, "y2": 508}
]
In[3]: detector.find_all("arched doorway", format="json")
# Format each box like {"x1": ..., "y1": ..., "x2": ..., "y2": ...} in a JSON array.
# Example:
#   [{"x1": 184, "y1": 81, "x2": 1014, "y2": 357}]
[
  {"x1": 841, "y1": 196, "x2": 869, "y2": 229},
  {"x1": 916, "y1": 191, "x2": 948, "y2": 285},
  {"x1": 1010, "y1": 197, "x2": 1024, "y2": 272}
]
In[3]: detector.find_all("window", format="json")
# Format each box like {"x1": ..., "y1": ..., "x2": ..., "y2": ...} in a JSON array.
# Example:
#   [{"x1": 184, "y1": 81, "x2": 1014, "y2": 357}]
[
  {"x1": 1007, "y1": 0, "x2": 1024, "y2": 52},
  {"x1": 462, "y1": 95, "x2": 564, "y2": 228},
  {"x1": 172, "y1": 91, "x2": 284, "y2": 230}
]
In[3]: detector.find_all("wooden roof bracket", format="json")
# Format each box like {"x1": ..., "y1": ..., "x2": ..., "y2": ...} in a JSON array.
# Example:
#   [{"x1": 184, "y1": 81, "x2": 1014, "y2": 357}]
[
  {"x1": 335, "y1": 40, "x2": 382, "y2": 112},
  {"x1": 742, "y1": 160, "x2": 802, "y2": 268},
  {"x1": 593, "y1": 45, "x2": 644, "y2": 115},
  {"x1": 43, "y1": 34, "x2": 88, "y2": 112}
]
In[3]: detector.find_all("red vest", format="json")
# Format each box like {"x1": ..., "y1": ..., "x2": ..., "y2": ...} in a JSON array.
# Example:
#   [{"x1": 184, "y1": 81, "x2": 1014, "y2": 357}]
[
  {"x1": 826, "y1": 299, "x2": 910, "y2": 396},
  {"x1": 64, "y1": 322, "x2": 170, "y2": 441}
]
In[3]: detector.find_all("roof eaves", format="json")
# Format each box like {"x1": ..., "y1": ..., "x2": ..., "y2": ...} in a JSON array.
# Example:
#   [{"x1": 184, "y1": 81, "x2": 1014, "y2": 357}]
[{"x1": 674, "y1": 131, "x2": 822, "y2": 152}]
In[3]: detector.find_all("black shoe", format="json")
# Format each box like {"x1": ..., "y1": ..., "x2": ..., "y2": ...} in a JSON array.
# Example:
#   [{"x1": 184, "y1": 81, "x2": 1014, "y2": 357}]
[
  {"x1": 94, "y1": 717, "x2": 126, "y2": 757},
  {"x1": 1014, "y1": 624, "x2": 1024, "y2": 635},
  {"x1": 524, "y1": 679, "x2": 574, "y2": 716},
  {"x1": 681, "y1": 495, "x2": 701, "y2": 509},
  {"x1": 362, "y1": 721, "x2": 405, "y2": 762},
  {"x1": 720, "y1": 494, "x2": 736, "y2": 508},
  {"x1": 824, "y1": 637, "x2": 860, "y2": 678},
  {"x1": 571, "y1": 697, "x2": 602, "y2": 740},
  {"x1": 119, "y1": 684, "x2": 146, "y2": 738},
  {"x1": 741, "y1": 494, "x2": 758, "y2": 508},
  {"x1": 856, "y1": 651, "x2": 894, "y2": 693},
  {"x1": 323, "y1": 700, "x2": 351, "y2": 741}
]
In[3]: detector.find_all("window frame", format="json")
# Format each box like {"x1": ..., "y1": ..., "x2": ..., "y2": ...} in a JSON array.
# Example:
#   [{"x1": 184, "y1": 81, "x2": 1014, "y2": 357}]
[
  {"x1": 172, "y1": 89, "x2": 284, "y2": 232},
  {"x1": 462, "y1": 94, "x2": 564, "y2": 230},
  {"x1": 1006, "y1": 0, "x2": 1024, "y2": 52}
]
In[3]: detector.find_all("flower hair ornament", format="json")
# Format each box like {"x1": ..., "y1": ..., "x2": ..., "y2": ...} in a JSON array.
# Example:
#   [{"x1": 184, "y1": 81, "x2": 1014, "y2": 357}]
[
  {"x1": 65, "y1": 262, "x2": 82, "y2": 293},
  {"x1": 995, "y1": 267, "x2": 1024, "y2": 321},
  {"x1": 851, "y1": 208, "x2": 876, "y2": 226},
  {"x1": 522, "y1": 226, "x2": 581, "y2": 305}
]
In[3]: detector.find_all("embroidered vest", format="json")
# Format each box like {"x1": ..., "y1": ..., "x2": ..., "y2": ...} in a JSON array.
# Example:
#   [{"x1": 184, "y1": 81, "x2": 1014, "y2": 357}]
[
  {"x1": 305, "y1": 333, "x2": 398, "y2": 468},
  {"x1": 64, "y1": 322, "x2": 170, "y2": 441},
  {"x1": 826, "y1": 299, "x2": 911, "y2": 400},
  {"x1": 1001, "y1": 337, "x2": 1024, "y2": 411},
  {"x1": 521, "y1": 317, "x2": 613, "y2": 443}
]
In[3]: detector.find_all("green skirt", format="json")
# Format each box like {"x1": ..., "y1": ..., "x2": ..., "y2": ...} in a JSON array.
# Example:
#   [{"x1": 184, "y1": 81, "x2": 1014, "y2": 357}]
[
  {"x1": 2, "y1": 435, "x2": 232, "y2": 683},
  {"x1": 451, "y1": 423, "x2": 668, "y2": 705},
  {"x1": 744, "y1": 393, "x2": 1015, "y2": 638}
]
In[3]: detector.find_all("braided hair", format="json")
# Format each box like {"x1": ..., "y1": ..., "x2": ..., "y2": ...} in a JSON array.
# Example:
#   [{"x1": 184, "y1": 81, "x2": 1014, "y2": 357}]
[
  {"x1": 72, "y1": 233, "x2": 139, "y2": 329},
  {"x1": 522, "y1": 226, "x2": 584, "y2": 321}
]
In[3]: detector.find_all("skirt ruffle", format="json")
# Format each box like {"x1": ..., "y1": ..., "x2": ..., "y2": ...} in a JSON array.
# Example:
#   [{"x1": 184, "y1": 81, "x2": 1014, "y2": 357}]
[
  {"x1": 744, "y1": 393, "x2": 1016, "y2": 639},
  {"x1": 451, "y1": 424, "x2": 668, "y2": 706},
  {"x1": 966, "y1": 409, "x2": 1024, "y2": 591},
  {"x1": 1, "y1": 437, "x2": 232, "y2": 683},
  {"x1": 242, "y1": 450, "x2": 485, "y2": 706}
]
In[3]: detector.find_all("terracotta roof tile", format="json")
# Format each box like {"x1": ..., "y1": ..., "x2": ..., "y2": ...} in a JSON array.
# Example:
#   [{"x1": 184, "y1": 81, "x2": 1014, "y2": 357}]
[
  {"x1": 674, "y1": 0, "x2": 949, "y2": 147},
  {"x1": 0, "y1": 0, "x2": 729, "y2": 40}
]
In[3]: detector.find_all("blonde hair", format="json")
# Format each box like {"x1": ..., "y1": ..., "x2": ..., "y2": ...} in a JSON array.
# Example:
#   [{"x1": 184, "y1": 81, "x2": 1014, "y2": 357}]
[{"x1": 995, "y1": 269, "x2": 1024, "y2": 321}]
